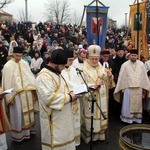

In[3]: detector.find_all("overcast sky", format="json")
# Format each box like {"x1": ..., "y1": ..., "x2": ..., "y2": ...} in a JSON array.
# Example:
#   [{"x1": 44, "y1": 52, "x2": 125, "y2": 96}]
[{"x1": 3, "y1": 0, "x2": 133, "y2": 27}]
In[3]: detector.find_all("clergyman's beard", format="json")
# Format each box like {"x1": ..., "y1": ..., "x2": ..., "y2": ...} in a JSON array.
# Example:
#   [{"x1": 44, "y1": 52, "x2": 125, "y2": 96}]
[
  {"x1": 130, "y1": 59, "x2": 137, "y2": 62},
  {"x1": 55, "y1": 65, "x2": 61, "y2": 74}
]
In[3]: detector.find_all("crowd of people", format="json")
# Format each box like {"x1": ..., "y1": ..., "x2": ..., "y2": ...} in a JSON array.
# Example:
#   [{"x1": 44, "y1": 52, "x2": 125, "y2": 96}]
[{"x1": 0, "y1": 20, "x2": 150, "y2": 150}]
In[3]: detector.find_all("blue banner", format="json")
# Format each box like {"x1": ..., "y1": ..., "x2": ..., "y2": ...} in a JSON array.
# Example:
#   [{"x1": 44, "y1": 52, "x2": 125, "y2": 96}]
[{"x1": 86, "y1": 6, "x2": 109, "y2": 50}]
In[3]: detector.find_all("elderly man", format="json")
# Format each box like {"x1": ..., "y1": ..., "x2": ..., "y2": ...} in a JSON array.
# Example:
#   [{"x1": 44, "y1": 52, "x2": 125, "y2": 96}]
[
  {"x1": 114, "y1": 49, "x2": 150, "y2": 124},
  {"x1": 100, "y1": 49, "x2": 115, "y2": 72},
  {"x1": 81, "y1": 45, "x2": 114, "y2": 143},
  {"x1": 100, "y1": 50, "x2": 115, "y2": 115},
  {"x1": 2, "y1": 46, "x2": 37, "y2": 142},
  {"x1": 36, "y1": 49, "x2": 78, "y2": 150}
]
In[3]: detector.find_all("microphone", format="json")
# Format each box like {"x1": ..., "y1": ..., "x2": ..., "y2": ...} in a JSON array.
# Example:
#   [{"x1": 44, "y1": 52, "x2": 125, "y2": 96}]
[{"x1": 76, "y1": 68, "x2": 83, "y2": 72}]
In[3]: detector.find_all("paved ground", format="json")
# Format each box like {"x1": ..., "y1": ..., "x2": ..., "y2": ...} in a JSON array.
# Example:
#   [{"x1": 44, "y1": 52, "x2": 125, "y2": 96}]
[{"x1": 6, "y1": 110, "x2": 150, "y2": 150}]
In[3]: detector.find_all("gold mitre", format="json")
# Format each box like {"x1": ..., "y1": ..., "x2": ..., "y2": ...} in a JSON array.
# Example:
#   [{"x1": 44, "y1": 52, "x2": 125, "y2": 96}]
[{"x1": 88, "y1": 45, "x2": 101, "y2": 57}]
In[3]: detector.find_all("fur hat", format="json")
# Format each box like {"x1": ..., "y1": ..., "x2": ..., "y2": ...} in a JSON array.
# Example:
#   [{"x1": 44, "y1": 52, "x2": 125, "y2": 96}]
[
  {"x1": 115, "y1": 44, "x2": 124, "y2": 51},
  {"x1": 100, "y1": 50, "x2": 110, "y2": 55},
  {"x1": 51, "y1": 49, "x2": 68, "y2": 64}
]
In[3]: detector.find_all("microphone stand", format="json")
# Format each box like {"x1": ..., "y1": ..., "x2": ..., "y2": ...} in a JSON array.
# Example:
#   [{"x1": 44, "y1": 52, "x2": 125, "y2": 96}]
[{"x1": 77, "y1": 70, "x2": 107, "y2": 150}]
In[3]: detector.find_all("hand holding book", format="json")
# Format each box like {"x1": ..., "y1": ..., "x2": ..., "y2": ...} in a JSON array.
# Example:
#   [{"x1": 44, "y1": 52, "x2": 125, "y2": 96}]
[{"x1": 0, "y1": 88, "x2": 14, "y2": 97}]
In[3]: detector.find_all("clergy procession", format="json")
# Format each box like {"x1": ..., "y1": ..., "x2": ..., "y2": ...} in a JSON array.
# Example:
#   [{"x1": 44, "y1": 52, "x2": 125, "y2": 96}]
[
  {"x1": 0, "y1": 34, "x2": 150, "y2": 150},
  {"x1": 0, "y1": 0, "x2": 150, "y2": 150}
]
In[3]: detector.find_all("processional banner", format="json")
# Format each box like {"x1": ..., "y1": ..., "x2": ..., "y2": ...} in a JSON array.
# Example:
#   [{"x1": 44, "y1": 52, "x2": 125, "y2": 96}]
[
  {"x1": 86, "y1": 6, "x2": 109, "y2": 49},
  {"x1": 129, "y1": 1, "x2": 148, "y2": 57}
]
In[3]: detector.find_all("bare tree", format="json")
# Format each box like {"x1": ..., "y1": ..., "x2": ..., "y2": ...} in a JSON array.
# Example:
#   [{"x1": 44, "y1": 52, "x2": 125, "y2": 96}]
[
  {"x1": 17, "y1": 9, "x2": 32, "y2": 22},
  {"x1": 17, "y1": 9, "x2": 26, "y2": 22},
  {"x1": 71, "y1": 9, "x2": 81, "y2": 25},
  {"x1": 45, "y1": 0, "x2": 71, "y2": 24},
  {"x1": 0, "y1": 0, "x2": 14, "y2": 9}
]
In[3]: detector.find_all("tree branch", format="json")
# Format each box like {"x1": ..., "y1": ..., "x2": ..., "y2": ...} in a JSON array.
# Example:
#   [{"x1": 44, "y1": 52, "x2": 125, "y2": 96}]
[
  {"x1": 45, "y1": 0, "x2": 71, "y2": 24},
  {"x1": 0, "y1": 0, "x2": 14, "y2": 9}
]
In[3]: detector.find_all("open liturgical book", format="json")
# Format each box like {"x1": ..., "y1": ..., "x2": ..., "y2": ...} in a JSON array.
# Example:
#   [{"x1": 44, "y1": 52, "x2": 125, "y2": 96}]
[
  {"x1": 73, "y1": 84, "x2": 88, "y2": 95},
  {"x1": 73, "y1": 84, "x2": 101, "y2": 95},
  {"x1": 0, "y1": 88, "x2": 14, "y2": 96}
]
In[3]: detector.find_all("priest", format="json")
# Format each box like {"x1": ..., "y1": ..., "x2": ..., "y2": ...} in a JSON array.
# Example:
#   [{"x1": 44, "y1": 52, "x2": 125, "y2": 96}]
[
  {"x1": 2, "y1": 46, "x2": 37, "y2": 142},
  {"x1": 36, "y1": 49, "x2": 78, "y2": 150},
  {"x1": 114, "y1": 49, "x2": 150, "y2": 123}
]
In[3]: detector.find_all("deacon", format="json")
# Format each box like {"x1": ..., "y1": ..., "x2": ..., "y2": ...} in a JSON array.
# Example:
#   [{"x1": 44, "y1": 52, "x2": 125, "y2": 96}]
[
  {"x1": 81, "y1": 45, "x2": 115, "y2": 143},
  {"x1": 114, "y1": 49, "x2": 150, "y2": 124},
  {"x1": 2, "y1": 46, "x2": 37, "y2": 142},
  {"x1": 36, "y1": 49, "x2": 78, "y2": 150},
  {"x1": 61, "y1": 50, "x2": 81, "y2": 147}
]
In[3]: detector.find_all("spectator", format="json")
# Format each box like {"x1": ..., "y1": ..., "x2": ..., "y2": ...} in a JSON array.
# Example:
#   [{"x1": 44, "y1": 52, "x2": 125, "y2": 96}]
[
  {"x1": 8, "y1": 40, "x2": 18, "y2": 57},
  {"x1": 0, "y1": 41, "x2": 8, "y2": 72},
  {"x1": 43, "y1": 32, "x2": 51, "y2": 46},
  {"x1": 22, "y1": 51, "x2": 32, "y2": 65},
  {"x1": 1, "y1": 26, "x2": 12, "y2": 44},
  {"x1": 30, "y1": 51, "x2": 43, "y2": 77}
]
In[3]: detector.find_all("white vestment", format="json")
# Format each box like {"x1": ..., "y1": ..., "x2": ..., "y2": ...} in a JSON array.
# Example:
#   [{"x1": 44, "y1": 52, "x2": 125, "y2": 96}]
[
  {"x1": 114, "y1": 60, "x2": 150, "y2": 123},
  {"x1": 0, "y1": 133, "x2": 7, "y2": 150},
  {"x1": 36, "y1": 67, "x2": 76, "y2": 150},
  {"x1": 81, "y1": 60, "x2": 114, "y2": 143},
  {"x1": 2, "y1": 58, "x2": 37, "y2": 142},
  {"x1": 72, "y1": 58, "x2": 84, "y2": 70},
  {"x1": 61, "y1": 66, "x2": 81, "y2": 146},
  {"x1": 144, "y1": 60, "x2": 150, "y2": 112},
  {"x1": 121, "y1": 88, "x2": 142, "y2": 124}
]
